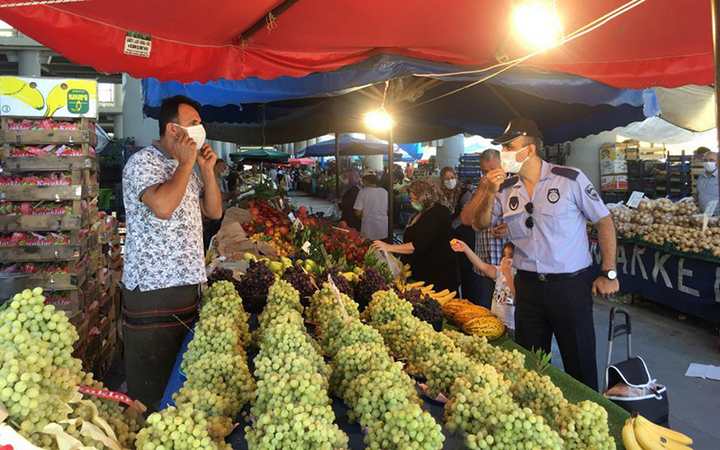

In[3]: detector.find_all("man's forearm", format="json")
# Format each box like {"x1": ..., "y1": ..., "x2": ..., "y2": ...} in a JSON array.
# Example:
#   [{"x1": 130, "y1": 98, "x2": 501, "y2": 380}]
[
  {"x1": 460, "y1": 187, "x2": 486, "y2": 226},
  {"x1": 143, "y1": 163, "x2": 194, "y2": 219},
  {"x1": 201, "y1": 169, "x2": 223, "y2": 219},
  {"x1": 472, "y1": 190, "x2": 495, "y2": 230},
  {"x1": 596, "y1": 216, "x2": 617, "y2": 270}
]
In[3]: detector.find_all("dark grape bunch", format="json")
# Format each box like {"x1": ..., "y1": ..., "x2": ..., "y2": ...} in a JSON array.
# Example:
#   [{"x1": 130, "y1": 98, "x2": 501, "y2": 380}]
[
  {"x1": 237, "y1": 260, "x2": 275, "y2": 313},
  {"x1": 208, "y1": 267, "x2": 238, "y2": 286},
  {"x1": 319, "y1": 269, "x2": 353, "y2": 296},
  {"x1": 281, "y1": 265, "x2": 316, "y2": 300},
  {"x1": 354, "y1": 267, "x2": 388, "y2": 310},
  {"x1": 412, "y1": 298, "x2": 444, "y2": 331}
]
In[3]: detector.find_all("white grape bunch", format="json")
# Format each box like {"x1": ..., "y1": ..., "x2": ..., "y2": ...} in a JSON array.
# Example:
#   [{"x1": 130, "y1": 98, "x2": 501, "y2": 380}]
[{"x1": 135, "y1": 405, "x2": 232, "y2": 450}]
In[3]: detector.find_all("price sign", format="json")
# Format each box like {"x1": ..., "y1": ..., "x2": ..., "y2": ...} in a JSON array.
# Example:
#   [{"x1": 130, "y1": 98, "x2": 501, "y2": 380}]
[
  {"x1": 626, "y1": 191, "x2": 645, "y2": 208},
  {"x1": 0, "y1": 424, "x2": 42, "y2": 449}
]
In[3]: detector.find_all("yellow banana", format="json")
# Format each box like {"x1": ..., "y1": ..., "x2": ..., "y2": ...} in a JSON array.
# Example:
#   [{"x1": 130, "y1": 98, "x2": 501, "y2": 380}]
[
  {"x1": 44, "y1": 82, "x2": 69, "y2": 117},
  {"x1": 432, "y1": 289, "x2": 450, "y2": 298},
  {"x1": 406, "y1": 281, "x2": 425, "y2": 289},
  {"x1": 634, "y1": 415, "x2": 693, "y2": 450},
  {"x1": 420, "y1": 284, "x2": 434, "y2": 293},
  {"x1": 622, "y1": 418, "x2": 643, "y2": 450},
  {"x1": 13, "y1": 84, "x2": 45, "y2": 110},
  {"x1": 635, "y1": 415, "x2": 693, "y2": 446},
  {"x1": 0, "y1": 76, "x2": 27, "y2": 95}
]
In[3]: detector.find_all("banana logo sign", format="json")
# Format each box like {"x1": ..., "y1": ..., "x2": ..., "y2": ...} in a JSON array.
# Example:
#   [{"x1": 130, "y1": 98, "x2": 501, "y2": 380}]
[
  {"x1": 0, "y1": 76, "x2": 97, "y2": 118},
  {"x1": 0, "y1": 77, "x2": 44, "y2": 111}
]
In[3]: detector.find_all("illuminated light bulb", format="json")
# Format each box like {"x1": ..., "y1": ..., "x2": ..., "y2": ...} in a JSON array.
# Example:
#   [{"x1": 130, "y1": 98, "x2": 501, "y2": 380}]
[
  {"x1": 363, "y1": 108, "x2": 395, "y2": 132},
  {"x1": 512, "y1": 1, "x2": 563, "y2": 50}
]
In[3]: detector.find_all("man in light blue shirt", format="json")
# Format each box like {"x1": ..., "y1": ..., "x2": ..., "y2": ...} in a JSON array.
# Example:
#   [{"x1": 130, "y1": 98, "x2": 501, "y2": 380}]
[
  {"x1": 472, "y1": 118, "x2": 619, "y2": 390},
  {"x1": 696, "y1": 151, "x2": 718, "y2": 216}
]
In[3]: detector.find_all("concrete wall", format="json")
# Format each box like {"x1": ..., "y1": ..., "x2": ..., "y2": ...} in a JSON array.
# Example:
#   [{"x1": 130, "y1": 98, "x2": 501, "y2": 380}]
[{"x1": 122, "y1": 75, "x2": 158, "y2": 147}]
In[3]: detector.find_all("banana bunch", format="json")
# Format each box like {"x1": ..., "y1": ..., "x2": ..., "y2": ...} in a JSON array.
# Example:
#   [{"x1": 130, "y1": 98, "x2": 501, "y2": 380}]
[
  {"x1": 400, "y1": 280, "x2": 457, "y2": 305},
  {"x1": 623, "y1": 415, "x2": 693, "y2": 450},
  {"x1": 340, "y1": 271, "x2": 360, "y2": 283}
]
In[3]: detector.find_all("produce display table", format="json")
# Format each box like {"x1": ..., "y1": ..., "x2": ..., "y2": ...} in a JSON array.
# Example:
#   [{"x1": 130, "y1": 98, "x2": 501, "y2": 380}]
[
  {"x1": 161, "y1": 331, "x2": 629, "y2": 449},
  {"x1": 591, "y1": 240, "x2": 720, "y2": 323}
]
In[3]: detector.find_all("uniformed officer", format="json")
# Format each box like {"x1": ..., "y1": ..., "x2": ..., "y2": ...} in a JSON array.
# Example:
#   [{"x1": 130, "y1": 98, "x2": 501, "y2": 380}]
[{"x1": 472, "y1": 118, "x2": 619, "y2": 390}]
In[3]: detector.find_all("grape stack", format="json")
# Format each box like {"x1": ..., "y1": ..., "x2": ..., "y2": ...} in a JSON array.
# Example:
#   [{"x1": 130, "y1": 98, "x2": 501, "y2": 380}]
[
  {"x1": 318, "y1": 268, "x2": 353, "y2": 296},
  {"x1": 308, "y1": 284, "x2": 444, "y2": 450},
  {"x1": 169, "y1": 280, "x2": 255, "y2": 448},
  {"x1": 245, "y1": 279, "x2": 348, "y2": 450},
  {"x1": 281, "y1": 265, "x2": 316, "y2": 300},
  {"x1": 0, "y1": 288, "x2": 142, "y2": 449},
  {"x1": 136, "y1": 405, "x2": 232, "y2": 450}
]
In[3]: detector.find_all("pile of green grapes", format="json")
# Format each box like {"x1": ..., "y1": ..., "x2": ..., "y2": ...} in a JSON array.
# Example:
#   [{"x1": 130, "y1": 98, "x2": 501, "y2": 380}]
[
  {"x1": 308, "y1": 285, "x2": 444, "y2": 450},
  {"x1": 245, "y1": 279, "x2": 348, "y2": 450},
  {"x1": 365, "y1": 289, "x2": 617, "y2": 450},
  {"x1": 0, "y1": 288, "x2": 142, "y2": 449},
  {"x1": 168, "y1": 280, "x2": 255, "y2": 447},
  {"x1": 136, "y1": 405, "x2": 233, "y2": 450}
]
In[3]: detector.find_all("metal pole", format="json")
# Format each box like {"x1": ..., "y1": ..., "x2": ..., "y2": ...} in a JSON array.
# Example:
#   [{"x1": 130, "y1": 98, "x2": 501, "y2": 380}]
[
  {"x1": 335, "y1": 132, "x2": 341, "y2": 200},
  {"x1": 388, "y1": 129, "x2": 395, "y2": 241},
  {"x1": 712, "y1": 0, "x2": 720, "y2": 201}
]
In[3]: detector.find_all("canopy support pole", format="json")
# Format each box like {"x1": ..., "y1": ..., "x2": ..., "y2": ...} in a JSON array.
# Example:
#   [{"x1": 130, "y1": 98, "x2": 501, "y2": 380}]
[
  {"x1": 238, "y1": 0, "x2": 300, "y2": 42},
  {"x1": 388, "y1": 129, "x2": 395, "y2": 242},
  {"x1": 335, "y1": 132, "x2": 341, "y2": 200},
  {"x1": 713, "y1": 0, "x2": 720, "y2": 202}
]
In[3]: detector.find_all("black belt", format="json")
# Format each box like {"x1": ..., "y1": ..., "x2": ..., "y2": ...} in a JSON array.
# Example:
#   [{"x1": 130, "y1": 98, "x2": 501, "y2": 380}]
[{"x1": 517, "y1": 266, "x2": 590, "y2": 282}]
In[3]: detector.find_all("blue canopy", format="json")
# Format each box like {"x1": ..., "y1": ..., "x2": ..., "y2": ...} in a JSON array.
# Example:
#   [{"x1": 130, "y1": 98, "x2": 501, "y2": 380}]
[
  {"x1": 299, "y1": 134, "x2": 413, "y2": 160},
  {"x1": 142, "y1": 56, "x2": 658, "y2": 145}
]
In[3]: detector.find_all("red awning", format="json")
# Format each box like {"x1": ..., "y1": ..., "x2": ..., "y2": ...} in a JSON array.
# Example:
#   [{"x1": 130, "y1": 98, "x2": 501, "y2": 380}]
[{"x1": 0, "y1": 0, "x2": 713, "y2": 87}]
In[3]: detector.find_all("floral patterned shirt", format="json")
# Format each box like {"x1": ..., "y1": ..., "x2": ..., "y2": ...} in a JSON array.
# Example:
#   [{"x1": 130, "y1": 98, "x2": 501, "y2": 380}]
[{"x1": 122, "y1": 145, "x2": 207, "y2": 291}]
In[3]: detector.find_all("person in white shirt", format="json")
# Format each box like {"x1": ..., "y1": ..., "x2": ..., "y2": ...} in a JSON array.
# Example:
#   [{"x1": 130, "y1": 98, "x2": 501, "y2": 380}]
[
  {"x1": 354, "y1": 174, "x2": 389, "y2": 240},
  {"x1": 696, "y1": 151, "x2": 718, "y2": 216}
]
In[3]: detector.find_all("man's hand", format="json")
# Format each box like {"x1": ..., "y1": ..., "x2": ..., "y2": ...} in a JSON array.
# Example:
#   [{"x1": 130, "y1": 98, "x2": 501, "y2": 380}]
[
  {"x1": 592, "y1": 276, "x2": 620, "y2": 297},
  {"x1": 170, "y1": 126, "x2": 198, "y2": 167},
  {"x1": 491, "y1": 223, "x2": 508, "y2": 238},
  {"x1": 485, "y1": 168, "x2": 506, "y2": 193},
  {"x1": 197, "y1": 143, "x2": 218, "y2": 173}
]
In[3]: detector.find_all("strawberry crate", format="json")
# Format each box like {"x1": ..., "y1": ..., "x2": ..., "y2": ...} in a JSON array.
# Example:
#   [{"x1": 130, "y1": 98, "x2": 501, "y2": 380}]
[{"x1": 0, "y1": 117, "x2": 96, "y2": 146}]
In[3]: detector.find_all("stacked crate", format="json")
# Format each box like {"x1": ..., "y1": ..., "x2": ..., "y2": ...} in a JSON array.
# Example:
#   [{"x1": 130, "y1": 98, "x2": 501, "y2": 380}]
[
  {"x1": 599, "y1": 141, "x2": 666, "y2": 202},
  {"x1": 0, "y1": 116, "x2": 106, "y2": 371},
  {"x1": 655, "y1": 154, "x2": 693, "y2": 199},
  {"x1": 457, "y1": 154, "x2": 482, "y2": 183},
  {"x1": 599, "y1": 143, "x2": 629, "y2": 203}
]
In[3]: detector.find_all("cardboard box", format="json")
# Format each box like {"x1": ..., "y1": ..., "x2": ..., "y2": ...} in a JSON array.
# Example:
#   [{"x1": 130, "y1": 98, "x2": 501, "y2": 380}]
[
  {"x1": 601, "y1": 175, "x2": 628, "y2": 192},
  {"x1": 600, "y1": 160, "x2": 628, "y2": 176},
  {"x1": 0, "y1": 76, "x2": 97, "y2": 119},
  {"x1": 600, "y1": 144, "x2": 626, "y2": 161}
]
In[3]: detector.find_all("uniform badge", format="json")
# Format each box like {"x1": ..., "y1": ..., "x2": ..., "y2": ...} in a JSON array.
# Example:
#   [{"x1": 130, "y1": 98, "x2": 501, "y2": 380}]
[
  {"x1": 547, "y1": 188, "x2": 560, "y2": 204},
  {"x1": 509, "y1": 196, "x2": 519, "y2": 211},
  {"x1": 584, "y1": 184, "x2": 600, "y2": 201}
]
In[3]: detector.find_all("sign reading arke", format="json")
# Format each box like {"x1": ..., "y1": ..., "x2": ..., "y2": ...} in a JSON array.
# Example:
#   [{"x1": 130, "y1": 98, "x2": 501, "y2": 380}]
[
  {"x1": 591, "y1": 242, "x2": 720, "y2": 323},
  {"x1": 0, "y1": 76, "x2": 97, "y2": 119}
]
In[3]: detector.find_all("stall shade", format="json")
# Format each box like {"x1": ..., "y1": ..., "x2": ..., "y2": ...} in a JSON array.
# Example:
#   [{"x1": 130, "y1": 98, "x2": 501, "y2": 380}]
[{"x1": 0, "y1": 0, "x2": 712, "y2": 87}]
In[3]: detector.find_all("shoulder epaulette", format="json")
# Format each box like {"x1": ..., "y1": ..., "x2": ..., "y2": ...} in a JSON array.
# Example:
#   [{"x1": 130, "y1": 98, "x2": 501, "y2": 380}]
[
  {"x1": 499, "y1": 176, "x2": 519, "y2": 192},
  {"x1": 551, "y1": 166, "x2": 579, "y2": 181}
]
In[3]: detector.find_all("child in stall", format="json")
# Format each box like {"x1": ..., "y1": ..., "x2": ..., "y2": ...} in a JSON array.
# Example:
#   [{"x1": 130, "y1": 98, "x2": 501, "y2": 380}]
[{"x1": 450, "y1": 239, "x2": 516, "y2": 334}]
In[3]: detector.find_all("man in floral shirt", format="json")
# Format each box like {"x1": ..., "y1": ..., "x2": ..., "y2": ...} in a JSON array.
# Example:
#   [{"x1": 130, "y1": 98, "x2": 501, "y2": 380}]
[{"x1": 121, "y1": 96, "x2": 222, "y2": 408}]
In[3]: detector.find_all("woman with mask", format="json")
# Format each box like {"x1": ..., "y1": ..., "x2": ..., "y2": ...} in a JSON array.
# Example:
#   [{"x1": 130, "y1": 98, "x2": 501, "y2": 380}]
[
  {"x1": 372, "y1": 179, "x2": 459, "y2": 292},
  {"x1": 339, "y1": 168, "x2": 362, "y2": 231}
]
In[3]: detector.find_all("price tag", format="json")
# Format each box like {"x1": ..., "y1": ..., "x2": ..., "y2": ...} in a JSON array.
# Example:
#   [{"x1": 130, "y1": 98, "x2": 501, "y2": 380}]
[
  {"x1": 626, "y1": 191, "x2": 645, "y2": 208},
  {"x1": 301, "y1": 241, "x2": 311, "y2": 254},
  {"x1": 288, "y1": 212, "x2": 303, "y2": 230}
]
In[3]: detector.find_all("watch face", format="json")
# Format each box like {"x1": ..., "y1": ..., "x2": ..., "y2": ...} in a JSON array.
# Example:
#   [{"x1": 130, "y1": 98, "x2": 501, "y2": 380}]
[{"x1": 607, "y1": 270, "x2": 617, "y2": 280}]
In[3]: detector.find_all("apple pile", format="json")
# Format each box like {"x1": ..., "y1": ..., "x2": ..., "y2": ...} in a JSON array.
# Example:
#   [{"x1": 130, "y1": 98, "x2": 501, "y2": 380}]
[{"x1": 242, "y1": 200, "x2": 292, "y2": 238}]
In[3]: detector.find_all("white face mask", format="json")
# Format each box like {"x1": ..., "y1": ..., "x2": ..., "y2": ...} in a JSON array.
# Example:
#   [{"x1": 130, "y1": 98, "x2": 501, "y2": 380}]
[
  {"x1": 178, "y1": 124, "x2": 206, "y2": 149},
  {"x1": 705, "y1": 161, "x2": 717, "y2": 173},
  {"x1": 500, "y1": 146, "x2": 529, "y2": 174},
  {"x1": 444, "y1": 179, "x2": 457, "y2": 190}
]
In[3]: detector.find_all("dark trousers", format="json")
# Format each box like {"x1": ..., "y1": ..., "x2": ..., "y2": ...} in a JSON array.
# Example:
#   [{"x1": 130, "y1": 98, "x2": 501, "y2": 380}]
[
  {"x1": 453, "y1": 224, "x2": 484, "y2": 306},
  {"x1": 514, "y1": 269, "x2": 598, "y2": 390},
  {"x1": 122, "y1": 284, "x2": 199, "y2": 410}
]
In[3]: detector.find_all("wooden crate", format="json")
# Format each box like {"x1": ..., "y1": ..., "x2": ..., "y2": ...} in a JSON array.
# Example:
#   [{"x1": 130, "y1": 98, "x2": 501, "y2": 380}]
[
  {"x1": 45, "y1": 290, "x2": 84, "y2": 315},
  {"x1": 1, "y1": 154, "x2": 96, "y2": 172},
  {"x1": 0, "y1": 185, "x2": 83, "y2": 201},
  {"x1": 0, "y1": 245, "x2": 81, "y2": 262},
  {"x1": 0, "y1": 214, "x2": 84, "y2": 232},
  {"x1": 20, "y1": 269, "x2": 89, "y2": 292},
  {"x1": 0, "y1": 117, "x2": 95, "y2": 145}
]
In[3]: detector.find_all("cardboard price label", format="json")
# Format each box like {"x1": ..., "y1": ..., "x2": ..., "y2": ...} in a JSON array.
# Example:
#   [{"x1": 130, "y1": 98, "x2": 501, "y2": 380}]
[
  {"x1": 0, "y1": 424, "x2": 42, "y2": 449},
  {"x1": 626, "y1": 191, "x2": 645, "y2": 208}
]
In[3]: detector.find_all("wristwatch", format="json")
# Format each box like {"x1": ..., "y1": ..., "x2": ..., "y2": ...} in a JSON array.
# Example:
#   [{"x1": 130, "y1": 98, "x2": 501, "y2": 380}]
[{"x1": 600, "y1": 269, "x2": 618, "y2": 280}]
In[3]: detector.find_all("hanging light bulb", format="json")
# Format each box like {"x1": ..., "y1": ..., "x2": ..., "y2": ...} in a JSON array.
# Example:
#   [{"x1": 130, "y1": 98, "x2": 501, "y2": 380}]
[
  {"x1": 512, "y1": 0, "x2": 563, "y2": 50},
  {"x1": 364, "y1": 108, "x2": 395, "y2": 132}
]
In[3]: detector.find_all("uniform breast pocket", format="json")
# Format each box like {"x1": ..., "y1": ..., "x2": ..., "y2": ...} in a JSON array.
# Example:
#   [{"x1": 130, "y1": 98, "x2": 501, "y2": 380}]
[
  {"x1": 503, "y1": 210, "x2": 530, "y2": 240},
  {"x1": 537, "y1": 202, "x2": 573, "y2": 235}
]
